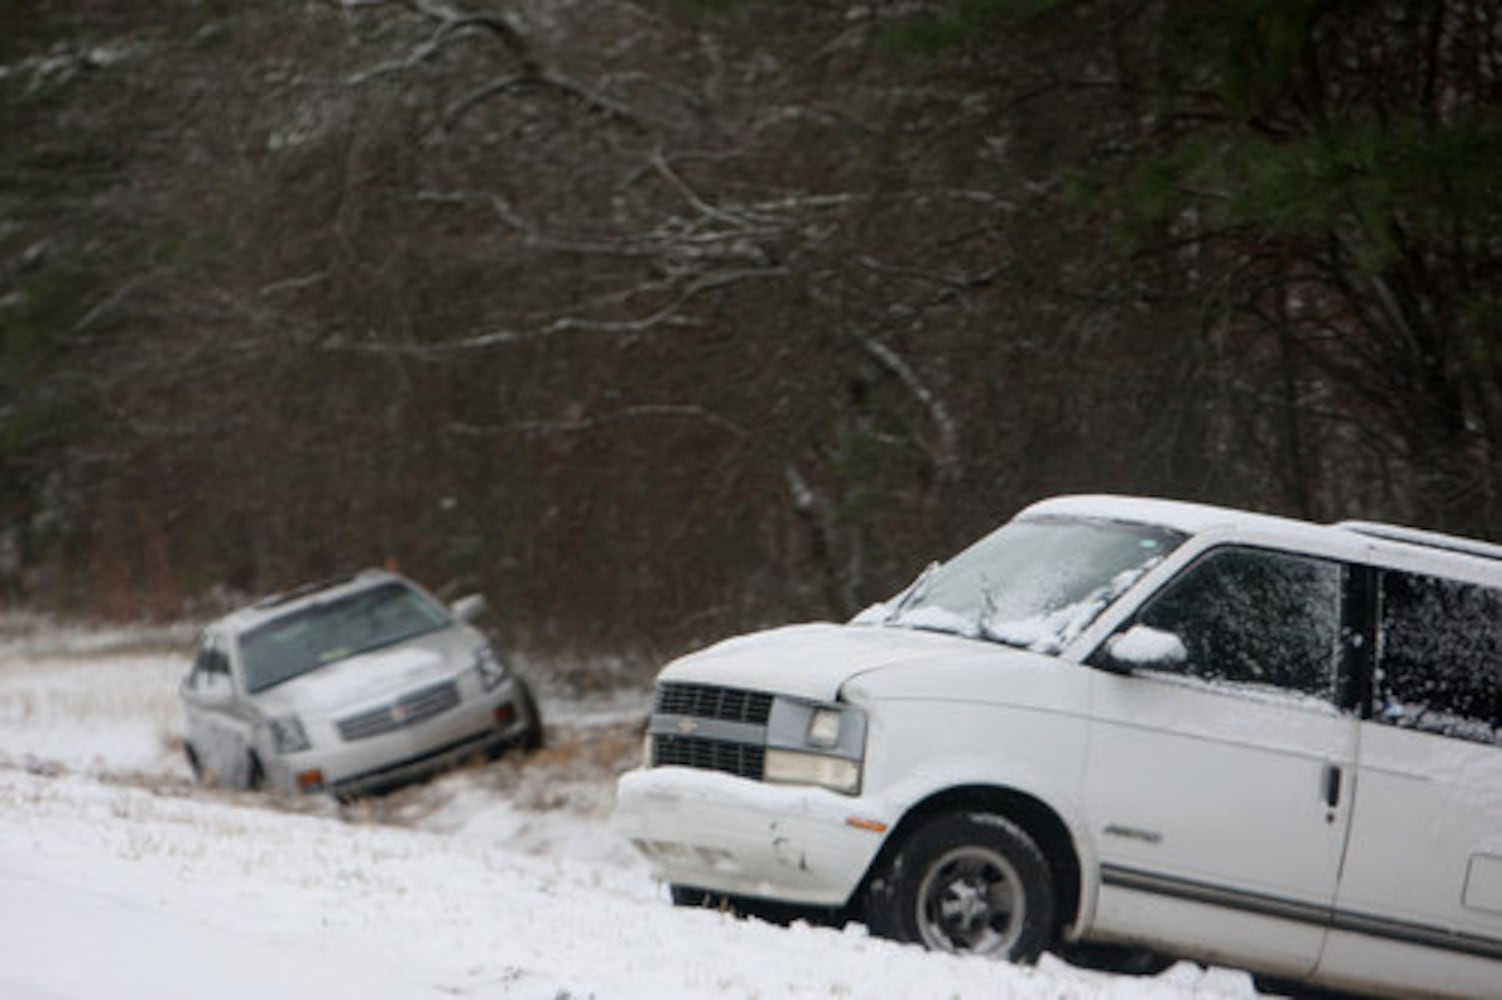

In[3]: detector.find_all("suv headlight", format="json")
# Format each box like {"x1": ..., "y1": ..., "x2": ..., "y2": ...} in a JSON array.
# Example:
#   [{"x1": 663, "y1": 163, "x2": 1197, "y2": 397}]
[
  {"x1": 764, "y1": 699, "x2": 866, "y2": 795},
  {"x1": 269, "y1": 715, "x2": 311, "y2": 754},
  {"x1": 474, "y1": 643, "x2": 508, "y2": 690}
]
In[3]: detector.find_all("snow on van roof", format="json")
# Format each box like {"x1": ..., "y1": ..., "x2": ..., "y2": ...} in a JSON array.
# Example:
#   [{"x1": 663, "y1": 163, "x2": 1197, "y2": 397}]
[
  {"x1": 1018, "y1": 494, "x2": 1502, "y2": 573},
  {"x1": 1335, "y1": 520, "x2": 1502, "y2": 563},
  {"x1": 1017, "y1": 494, "x2": 1308, "y2": 536}
]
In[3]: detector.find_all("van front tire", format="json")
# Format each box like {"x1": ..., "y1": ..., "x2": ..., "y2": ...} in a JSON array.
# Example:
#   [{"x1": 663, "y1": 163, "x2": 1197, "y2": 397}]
[{"x1": 865, "y1": 811, "x2": 1055, "y2": 963}]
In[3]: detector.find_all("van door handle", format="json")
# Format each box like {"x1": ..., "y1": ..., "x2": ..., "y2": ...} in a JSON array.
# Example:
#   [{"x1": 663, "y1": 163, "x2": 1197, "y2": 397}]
[{"x1": 1322, "y1": 764, "x2": 1342, "y2": 809}]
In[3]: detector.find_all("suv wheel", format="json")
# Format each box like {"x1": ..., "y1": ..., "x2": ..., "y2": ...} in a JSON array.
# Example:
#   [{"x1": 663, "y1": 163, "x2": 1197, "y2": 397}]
[
  {"x1": 184, "y1": 743, "x2": 203, "y2": 782},
  {"x1": 866, "y1": 812, "x2": 1055, "y2": 963},
  {"x1": 244, "y1": 752, "x2": 265, "y2": 791},
  {"x1": 517, "y1": 677, "x2": 544, "y2": 751}
]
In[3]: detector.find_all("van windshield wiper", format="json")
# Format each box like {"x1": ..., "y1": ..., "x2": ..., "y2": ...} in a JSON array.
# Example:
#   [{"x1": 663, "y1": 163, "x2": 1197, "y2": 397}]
[{"x1": 884, "y1": 561, "x2": 939, "y2": 624}]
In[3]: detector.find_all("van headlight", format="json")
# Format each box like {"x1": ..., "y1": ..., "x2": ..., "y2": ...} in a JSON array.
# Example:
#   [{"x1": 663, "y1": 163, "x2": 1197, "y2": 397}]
[
  {"x1": 765, "y1": 699, "x2": 866, "y2": 795},
  {"x1": 806, "y1": 706, "x2": 843, "y2": 748},
  {"x1": 765, "y1": 749, "x2": 861, "y2": 794}
]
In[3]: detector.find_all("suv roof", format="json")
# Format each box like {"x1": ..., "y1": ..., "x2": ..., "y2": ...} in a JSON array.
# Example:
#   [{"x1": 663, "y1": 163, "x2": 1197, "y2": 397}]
[{"x1": 213, "y1": 568, "x2": 407, "y2": 637}]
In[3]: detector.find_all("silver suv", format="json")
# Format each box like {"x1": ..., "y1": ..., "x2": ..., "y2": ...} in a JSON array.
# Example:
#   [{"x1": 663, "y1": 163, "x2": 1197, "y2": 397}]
[{"x1": 180, "y1": 569, "x2": 541, "y2": 798}]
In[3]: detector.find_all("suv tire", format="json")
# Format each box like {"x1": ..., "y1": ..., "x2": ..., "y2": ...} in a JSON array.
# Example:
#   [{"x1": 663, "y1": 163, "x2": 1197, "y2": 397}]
[
  {"x1": 865, "y1": 811, "x2": 1055, "y2": 963},
  {"x1": 517, "y1": 677, "x2": 545, "y2": 751},
  {"x1": 184, "y1": 743, "x2": 203, "y2": 782},
  {"x1": 244, "y1": 752, "x2": 265, "y2": 791}
]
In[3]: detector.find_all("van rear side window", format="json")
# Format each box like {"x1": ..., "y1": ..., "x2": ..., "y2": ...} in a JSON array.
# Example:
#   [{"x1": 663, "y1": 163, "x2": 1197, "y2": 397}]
[{"x1": 1376, "y1": 571, "x2": 1502, "y2": 745}]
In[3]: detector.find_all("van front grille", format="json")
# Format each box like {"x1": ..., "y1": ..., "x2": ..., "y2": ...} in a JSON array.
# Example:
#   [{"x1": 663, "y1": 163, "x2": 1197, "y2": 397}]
[
  {"x1": 649, "y1": 682, "x2": 773, "y2": 781},
  {"x1": 651, "y1": 734, "x2": 766, "y2": 781},
  {"x1": 655, "y1": 683, "x2": 773, "y2": 725}
]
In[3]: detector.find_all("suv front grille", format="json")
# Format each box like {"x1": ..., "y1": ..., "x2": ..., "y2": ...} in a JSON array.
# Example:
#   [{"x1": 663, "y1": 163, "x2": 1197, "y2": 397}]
[
  {"x1": 650, "y1": 682, "x2": 772, "y2": 781},
  {"x1": 337, "y1": 680, "x2": 461, "y2": 742}
]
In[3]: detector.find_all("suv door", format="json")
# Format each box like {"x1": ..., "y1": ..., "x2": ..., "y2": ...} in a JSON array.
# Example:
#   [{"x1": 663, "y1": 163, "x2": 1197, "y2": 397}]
[
  {"x1": 181, "y1": 631, "x2": 241, "y2": 782},
  {"x1": 1314, "y1": 567, "x2": 1502, "y2": 997},
  {"x1": 1082, "y1": 546, "x2": 1359, "y2": 979}
]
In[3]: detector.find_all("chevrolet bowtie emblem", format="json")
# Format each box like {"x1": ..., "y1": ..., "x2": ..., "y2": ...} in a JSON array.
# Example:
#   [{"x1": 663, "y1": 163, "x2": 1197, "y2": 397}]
[{"x1": 675, "y1": 717, "x2": 699, "y2": 735}]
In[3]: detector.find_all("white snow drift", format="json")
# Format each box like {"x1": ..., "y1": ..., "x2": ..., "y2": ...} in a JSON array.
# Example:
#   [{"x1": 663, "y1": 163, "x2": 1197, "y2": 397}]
[{"x1": 0, "y1": 617, "x2": 1259, "y2": 998}]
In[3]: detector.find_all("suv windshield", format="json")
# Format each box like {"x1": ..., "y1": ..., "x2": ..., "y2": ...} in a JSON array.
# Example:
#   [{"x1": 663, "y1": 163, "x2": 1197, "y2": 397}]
[
  {"x1": 240, "y1": 582, "x2": 450, "y2": 693},
  {"x1": 872, "y1": 516, "x2": 1185, "y2": 653}
]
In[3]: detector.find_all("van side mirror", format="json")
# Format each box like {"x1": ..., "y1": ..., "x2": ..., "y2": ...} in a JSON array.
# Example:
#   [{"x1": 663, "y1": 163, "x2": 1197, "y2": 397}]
[
  {"x1": 451, "y1": 593, "x2": 488, "y2": 623},
  {"x1": 1096, "y1": 624, "x2": 1188, "y2": 675}
]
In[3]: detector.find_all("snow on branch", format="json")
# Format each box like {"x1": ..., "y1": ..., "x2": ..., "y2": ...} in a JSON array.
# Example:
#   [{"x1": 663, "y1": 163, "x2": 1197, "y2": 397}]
[
  {"x1": 337, "y1": 0, "x2": 534, "y2": 85},
  {"x1": 323, "y1": 267, "x2": 791, "y2": 357},
  {"x1": 856, "y1": 334, "x2": 961, "y2": 483},
  {"x1": 456, "y1": 403, "x2": 754, "y2": 444}
]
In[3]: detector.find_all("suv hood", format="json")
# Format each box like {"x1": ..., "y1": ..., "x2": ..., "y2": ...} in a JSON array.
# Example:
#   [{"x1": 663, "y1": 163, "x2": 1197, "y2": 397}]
[
  {"x1": 659, "y1": 621, "x2": 1015, "y2": 702},
  {"x1": 251, "y1": 626, "x2": 478, "y2": 717}
]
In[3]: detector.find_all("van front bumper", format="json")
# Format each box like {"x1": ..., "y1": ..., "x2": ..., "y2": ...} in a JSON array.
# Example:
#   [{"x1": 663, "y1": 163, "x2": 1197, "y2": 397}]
[{"x1": 613, "y1": 766, "x2": 890, "y2": 907}]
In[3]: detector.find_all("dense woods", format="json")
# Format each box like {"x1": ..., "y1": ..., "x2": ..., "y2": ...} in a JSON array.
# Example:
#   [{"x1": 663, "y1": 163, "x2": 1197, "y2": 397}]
[{"x1": 3, "y1": 0, "x2": 1500, "y2": 672}]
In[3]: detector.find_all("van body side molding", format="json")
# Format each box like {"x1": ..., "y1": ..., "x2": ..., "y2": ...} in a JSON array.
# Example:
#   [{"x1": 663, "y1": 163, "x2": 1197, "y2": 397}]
[{"x1": 1101, "y1": 864, "x2": 1502, "y2": 963}]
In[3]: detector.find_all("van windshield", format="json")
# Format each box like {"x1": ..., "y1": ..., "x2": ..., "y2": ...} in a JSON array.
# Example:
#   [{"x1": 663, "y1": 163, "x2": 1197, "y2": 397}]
[
  {"x1": 240, "y1": 582, "x2": 450, "y2": 693},
  {"x1": 868, "y1": 516, "x2": 1185, "y2": 653}
]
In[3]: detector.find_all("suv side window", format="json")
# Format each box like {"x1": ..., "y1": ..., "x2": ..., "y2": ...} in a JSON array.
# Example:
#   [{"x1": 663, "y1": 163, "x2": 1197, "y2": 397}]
[
  {"x1": 1134, "y1": 547, "x2": 1344, "y2": 700},
  {"x1": 188, "y1": 633, "x2": 231, "y2": 691},
  {"x1": 1375, "y1": 570, "x2": 1502, "y2": 745}
]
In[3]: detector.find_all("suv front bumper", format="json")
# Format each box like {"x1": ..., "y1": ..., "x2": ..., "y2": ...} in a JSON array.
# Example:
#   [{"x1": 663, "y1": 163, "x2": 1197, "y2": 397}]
[{"x1": 267, "y1": 677, "x2": 535, "y2": 797}]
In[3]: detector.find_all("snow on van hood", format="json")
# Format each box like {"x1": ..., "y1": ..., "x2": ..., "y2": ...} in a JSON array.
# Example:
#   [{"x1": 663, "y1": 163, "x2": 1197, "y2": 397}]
[
  {"x1": 251, "y1": 627, "x2": 479, "y2": 717},
  {"x1": 658, "y1": 621, "x2": 1012, "y2": 702}
]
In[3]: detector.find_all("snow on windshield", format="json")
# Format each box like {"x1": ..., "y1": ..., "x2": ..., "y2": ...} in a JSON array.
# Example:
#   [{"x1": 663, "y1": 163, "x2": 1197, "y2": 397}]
[{"x1": 879, "y1": 517, "x2": 1184, "y2": 653}]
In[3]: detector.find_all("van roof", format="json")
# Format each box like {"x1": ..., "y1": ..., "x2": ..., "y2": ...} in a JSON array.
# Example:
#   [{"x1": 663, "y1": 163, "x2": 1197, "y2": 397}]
[
  {"x1": 1333, "y1": 520, "x2": 1502, "y2": 563},
  {"x1": 1019, "y1": 494, "x2": 1502, "y2": 573},
  {"x1": 1021, "y1": 495, "x2": 1300, "y2": 537}
]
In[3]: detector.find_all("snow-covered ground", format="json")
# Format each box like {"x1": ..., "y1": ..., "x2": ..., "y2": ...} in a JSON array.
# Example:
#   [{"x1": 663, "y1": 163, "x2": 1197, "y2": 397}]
[{"x1": 0, "y1": 616, "x2": 1263, "y2": 998}]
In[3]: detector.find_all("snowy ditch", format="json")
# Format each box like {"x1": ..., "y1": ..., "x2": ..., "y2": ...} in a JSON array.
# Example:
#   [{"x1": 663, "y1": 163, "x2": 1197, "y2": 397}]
[{"x1": 0, "y1": 618, "x2": 1262, "y2": 998}]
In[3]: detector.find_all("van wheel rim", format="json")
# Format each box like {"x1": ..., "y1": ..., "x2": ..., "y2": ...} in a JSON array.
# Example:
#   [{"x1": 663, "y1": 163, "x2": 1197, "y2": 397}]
[{"x1": 915, "y1": 845, "x2": 1025, "y2": 956}]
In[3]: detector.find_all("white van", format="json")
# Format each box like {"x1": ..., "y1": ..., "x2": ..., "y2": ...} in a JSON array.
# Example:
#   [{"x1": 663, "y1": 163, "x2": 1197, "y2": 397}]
[{"x1": 615, "y1": 495, "x2": 1502, "y2": 998}]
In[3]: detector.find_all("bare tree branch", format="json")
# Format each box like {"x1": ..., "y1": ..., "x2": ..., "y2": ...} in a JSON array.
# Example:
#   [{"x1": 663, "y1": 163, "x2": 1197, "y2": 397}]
[{"x1": 855, "y1": 334, "x2": 961, "y2": 484}]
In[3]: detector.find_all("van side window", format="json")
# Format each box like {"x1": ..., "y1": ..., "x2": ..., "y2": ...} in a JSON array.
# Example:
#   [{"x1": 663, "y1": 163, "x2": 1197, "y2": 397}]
[
  {"x1": 1135, "y1": 547, "x2": 1344, "y2": 699},
  {"x1": 1376, "y1": 571, "x2": 1501, "y2": 745}
]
